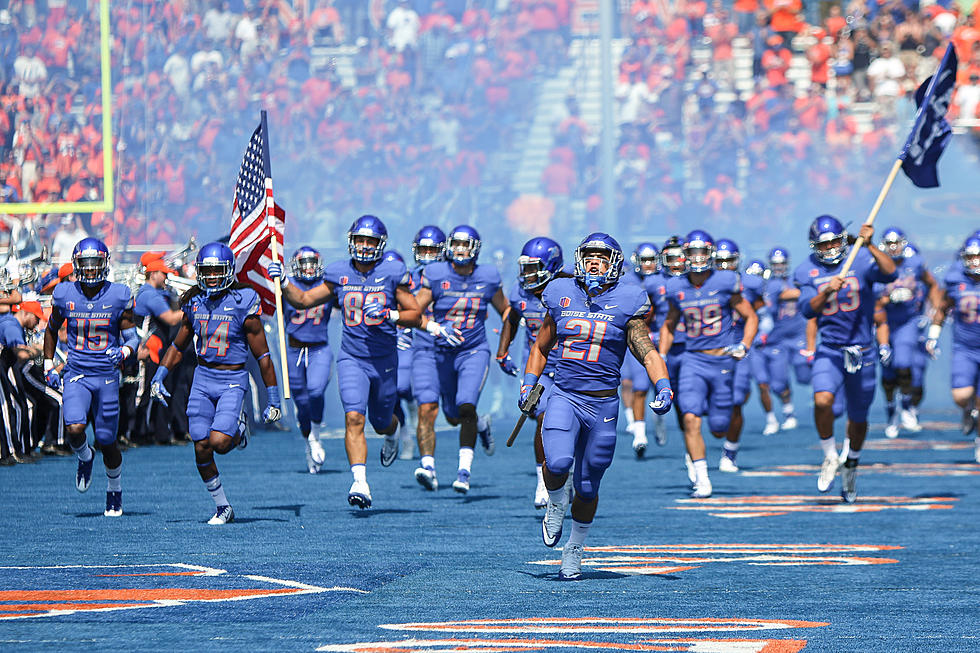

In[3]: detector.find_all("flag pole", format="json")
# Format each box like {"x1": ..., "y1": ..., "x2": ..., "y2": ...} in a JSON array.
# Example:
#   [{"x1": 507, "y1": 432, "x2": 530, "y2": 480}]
[
  {"x1": 836, "y1": 158, "x2": 902, "y2": 278},
  {"x1": 261, "y1": 111, "x2": 291, "y2": 399}
]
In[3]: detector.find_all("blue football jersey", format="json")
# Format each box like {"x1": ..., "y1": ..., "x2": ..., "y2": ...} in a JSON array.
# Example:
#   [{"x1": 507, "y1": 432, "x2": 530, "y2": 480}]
[
  {"x1": 642, "y1": 274, "x2": 669, "y2": 335},
  {"x1": 52, "y1": 280, "x2": 133, "y2": 375},
  {"x1": 182, "y1": 286, "x2": 261, "y2": 366},
  {"x1": 765, "y1": 276, "x2": 806, "y2": 343},
  {"x1": 665, "y1": 270, "x2": 741, "y2": 351},
  {"x1": 879, "y1": 254, "x2": 925, "y2": 326},
  {"x1": 422, "y1": 261, "x2": 501, "y2": 352},
  {"x1": 541, "y1": 276, "x2": 651, "y2": 393},
  {"x1": 508, "y1": 281, "x2": 556, "y2": 374},
  {"x1": 794, "y1": 248, "x2": 896, "y2": 348},
  {"x1": 134, "y1": 283, "x2": 178, "y2": 342},
  {"x1": 0, "y1": 313, "x2": 24, "y2": 348},
  {"x1": 285, "y1": 276, "x2": 333, "y2": 343},
  {"x1": 323, "y1": 258, "x2": 410, "y2": 359},
  {"x1": 944, "y1": 267, "x2": 980, "y2": 349}
]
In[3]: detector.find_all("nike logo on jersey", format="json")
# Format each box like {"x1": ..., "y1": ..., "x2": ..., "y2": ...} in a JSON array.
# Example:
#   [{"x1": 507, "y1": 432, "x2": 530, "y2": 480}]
[
  {"x1": 229, "y1": 384, "x2": 240, "y2": 388},
  {"x1": 475, "y1": 284, "x2": 486, "y2": 290},
  {"x1": 384, "y1": 367, "x2": 395, "y2": 373},
  {"x1": 603, "y1": 416, "x2": 615, "y2": 422},
  {"x1": 105, "y1": 378, "x2": 115, "y2": 384},
  {"x1": 102, "y1": 304, "x2": 113, "y2": 309},
  {"x1": 604, "y1": 304, "x2": 618, "y2": 309},
  {"x1": 707, "y1": 290, "x2": 719, "y2": 296},
  {"x1": 224, "y1": 306, "x2": 235, "y2": 311},
  {"x1": 375, "y1": 277, "x2": 386, "y2": 283}
]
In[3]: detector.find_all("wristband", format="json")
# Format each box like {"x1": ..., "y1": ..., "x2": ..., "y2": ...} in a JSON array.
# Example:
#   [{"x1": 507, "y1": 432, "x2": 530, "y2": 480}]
[
  {"x1": 496, "y1": 353, "x2": 508, "y2": 361},
  {"x1": 522, "y1": 372, "x2": 539, "y2": 388},
  {"x1": 425, "y1": 320, "x2": 441, "y2": 336},
  {"x1": 927, "y1": 323, "x2": 942, "y2": 341},
  {"x1": 121, "y1": 346, "x2": 132, "y2": 359},
  {"x1": 257, "y1": 351, "x2": 270, "y2": 361},
  {"x1": 655, "y1": 378, "x2": 671, "y2": 394},
  {"x1": 266, "y1": 385, "x2": 280, "y2": 404},
  {"x1": 43, "y1": 358, "x2": 54, "y2": 373},
  {"x1": 388, "y1": 309, "x2": 400, "y2": 324}
]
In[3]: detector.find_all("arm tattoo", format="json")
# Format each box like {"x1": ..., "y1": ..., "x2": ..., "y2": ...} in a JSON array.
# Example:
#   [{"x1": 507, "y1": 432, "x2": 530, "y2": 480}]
[{"x1": 627, "y1": 317, "x2": 655, "y2": 362}]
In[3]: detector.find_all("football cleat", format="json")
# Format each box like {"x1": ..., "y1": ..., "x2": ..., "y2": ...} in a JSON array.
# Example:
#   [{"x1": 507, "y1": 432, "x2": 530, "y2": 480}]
[
  {"x1": 477, "y1": 416, "x2": 494, "y2": 456},
  {"x1": 76, "y1": 448, "x2": 94, "y2": 493},
  {"x1": 452, "y1": 469, "x2": 470, "y2": 494},
  {"x1": 781, "y1": 415, "x2": 798, "y2": 431},
  {"x1": 347, "y1": 480, "x2": 372, "y2": 509},
  {"x1": 900, "y1": 409, "x2": 922, "y2": 432},
  {"x1": 962, "y1": 408, "x2": 978, "y2": 436},
  {"x1": 840, "y1": 459, "x2": 858, "y2": 504},
  {"x1": 534, "y1": 478, "x2": 549, "y2": 509},
  {"x1": 719, "y1": 455, "x2": 739, "y2": 473},
  {"x1": 541, "y1": 483, "x2": 570, "y2": 548},
  {"x1": 304, "y1": 441, "x2": 321, "y2": 474},
  {"x1": 763, "y1": 413, "x2": 780, "y2": 436},
  {"x1": 558, "y1": 542, "x2": 584, "y2": 581},
  {"x1": 631, "y1": 425, "x2": 648, "y2": 459},
  {"x1": 653, "y1": 415, "x2": 667, "y2": 446},
  {"x1": 415, "y1": 466, "x2": 438, "y2": 491},
  {"x1": 691, "y1": 477, "x2": 713, "y2": 498},
  {"x1": 884, "y1": 423, "x2": 899, "y2": 439},
  {"x1": 104, "y1": 491, "x2": 122, "y2": 517},
  {"x1": 236, "y1": 409, "x2": 249, "y2": 450},
  {"x1": 398, "y1": 427, "x2": 415, "y2": 460},
  {"x1": 817, "y1": 455, "x2": 840, "y2": 493},
  {"x1": 208, "y1": 505, "x2": 235, "y2": 525},
  {"x1": 684, "y1": 453, "x2": 696, "y2": 485},
  {"x1": 380, "y1": 434, "x2": 399, "y2": 467}
]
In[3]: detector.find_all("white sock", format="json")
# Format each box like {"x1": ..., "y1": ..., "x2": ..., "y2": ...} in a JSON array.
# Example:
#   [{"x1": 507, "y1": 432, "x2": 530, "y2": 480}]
[
  {"x1": 693, "y1": 458, "x2": 709, "y2": 484},
  {"x1": 204, "y1": 475, "x2": 228, "y2": 507},
  {"x1": 839, "y1": 438, "x2": 851, "y2": 460},
  {"x1": 106, "y1": 463, "x2": 121, "y2": 492},
  {"x1": 457, "y1": 447, "x2": 474, "y2": 472},
  {"x1": 476, "y1": 414, "x2": 489, "y2": 432},
  {"x1": 547, "y1": 485, "x2": 566, "y2": 505},
  {"x1": 351, "y1": 464, "x2": 367, "y2": 484},
  {"x1": 625, "y1": 410, "x2": 636, "y2": 429},
  {"x1": 820, "y1": 437, "x2": 837, "y2": 458},
  {"x1": 632, "y1": 421, "x2": 647, "y2": 441},
  {"x1": 309, "y1": 423, "x2": 320, "y2": 440},
  {"x1": 723, "y1": 440, "x2": 739, "y2": 453},
  {"x1": 782, "y1": 403, "x2": 795, "y2": 416},
  {"x1": 846, "y1": 449, "x2": 860, "y2": 462},
  {"x1": 567, "y1": 519, "x2": 591, "y2": 546},
  {"x1": 74, "y1": 442, "x2": 93, "y2": 462},
  {"x1": 765, "y1": 411, "x2": 777, "y2": 422},
  {"x1": 421, "y1": 455, "x2": 435, "y2": 470},
  {"x1": 535, "y1": 464, "x2": 544, "y2": 485}
]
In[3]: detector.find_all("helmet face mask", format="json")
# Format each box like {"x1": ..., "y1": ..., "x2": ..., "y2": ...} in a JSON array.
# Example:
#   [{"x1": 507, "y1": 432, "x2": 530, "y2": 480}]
[
  {"x1": 961, "y1": 239, "x2": 980, "y2": 275},
  {"x1": 809, "y1": 215, "x2": 848, "y2": 265},
  {"x1": 683, "y1": 230, "x2": 715, "y2": 273},
  {"x1": 880, "y1": 230, "x2": 908, "y2": 259},
  {"x1": 445, "y1": 226, "x2": 481, "y2": 266},
  {"x1": 662, "y1": 246, "x2": 686, "y2": 276},
  {"x1": 630, "y1": 243, "x2": 661, "y2": 276},
  {"x1": 412, "y1": 225, "x2": 447, "y2": 266},
  {"x1": 518, "y1": 237, "x2": 562, "y2": 290},
  {"x1": 290, "y1": 248, "x2": 322, "y2": 282},
  {"x1": 768, "y1": 247, "x2": 789, "y2": 278},
  {"x1": 714, "y1": 252, "x2": 738, "y2": 271},
  {"x1": 518, "y1": 258, "x2": 547, "y2": 289},
  {"x1": 195, "y1": 242, "x2": 235, "y2": 296},
  {"x1": 574, "y1": 233, "x2": 623, "y2": 290},
  {"x1": 347, "y1": 215, "x2": 388, "y2": 263},
  {"x1": 71, "y1": 238, "x2": 110, "y2": 286}
]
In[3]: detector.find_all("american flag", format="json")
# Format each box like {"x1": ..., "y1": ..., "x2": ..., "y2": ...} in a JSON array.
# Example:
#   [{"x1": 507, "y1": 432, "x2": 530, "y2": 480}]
[{"x1": 230, "y1": 111, "x2": 285, "y2": 315}]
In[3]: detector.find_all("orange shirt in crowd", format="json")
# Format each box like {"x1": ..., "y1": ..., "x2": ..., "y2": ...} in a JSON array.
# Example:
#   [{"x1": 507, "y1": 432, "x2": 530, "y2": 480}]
[
  {"x1": 765, "y1": 0, "x2": 802, "y2": 33},
  {"x1": 733, "y1": 0, "x2": 758, "y2": 14}
]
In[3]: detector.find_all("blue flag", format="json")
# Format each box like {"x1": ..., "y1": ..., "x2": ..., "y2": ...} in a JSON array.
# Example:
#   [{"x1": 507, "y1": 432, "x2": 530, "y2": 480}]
[{"x1": 900, "y1": 44, "x2": 958, "y2": 188}]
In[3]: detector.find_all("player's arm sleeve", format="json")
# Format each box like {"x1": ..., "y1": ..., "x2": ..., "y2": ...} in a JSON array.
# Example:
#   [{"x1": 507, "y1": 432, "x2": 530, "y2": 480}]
[{"x1": 795, "y1": 272, "x2": 819, "y2": 319}]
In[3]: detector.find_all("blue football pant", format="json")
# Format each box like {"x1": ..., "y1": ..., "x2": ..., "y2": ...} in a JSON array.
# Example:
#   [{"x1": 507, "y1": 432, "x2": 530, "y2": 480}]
[
  {"x1": 337, "y1": 351, "x2": 399, "y2": 432},
  {"x1": 286, "y1": 343, "x2": 332, "y2": 434},
  {"x1": 811, "y1": 345, "x2": 876, "y2": 423}
]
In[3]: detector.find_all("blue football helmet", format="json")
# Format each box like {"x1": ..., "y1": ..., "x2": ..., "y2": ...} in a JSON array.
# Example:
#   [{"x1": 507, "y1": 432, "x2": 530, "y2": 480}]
[
  {"x1": 744, "y1": 259, "x2": 767, "y2": 277},
  {"x1": 879, "y1": 226, "x2": 908, "y2": 259},
  {"x1": 960, "y1": 236, "x2": 980, "y2": 275},
  {"x1": 768, "y1": 246, "x2": 790, "y2": 278},
  {"x1": 630, "y1": 242, "x2": 661, "y2": 276},
  {"x1": 72, "y1": 237, "x2": 110, "y2": 285},
  {"x1": 412, "y1": 225, "x2": 446, "y2": 266},
  {"x1": 661, "y1": 236, "x2": 687, "y2": 277},
  {"x1": 347, "y1": 215, "x2": 388, "y2": 263},
  {"x1": 290, "y1": 246, "x2": 322, "y2": 282},
  {"x1": 809, "y1": 215, "x2": 848, "y2": 265},
  {"x1": 518, "y1": 237, "x2": 563, "y2": 290},
  {"x1": 445, "y1": 225, "x2": 481, "y2": 266},
  {"x1": 683, "y1": 230, "x2": 715, "y2": 273},
  {"x1": 574, "y1": 232, "x2": 623, "y2": 289},
  {"x1": 714, "y1": 239, "x2": 740, "y2": 271},
  {"x1": 383, "y1": 249, "x2": 405, "y2": 264},
  {"x1": 196, "y1": 242, "x2": 236, "y2": 296}
]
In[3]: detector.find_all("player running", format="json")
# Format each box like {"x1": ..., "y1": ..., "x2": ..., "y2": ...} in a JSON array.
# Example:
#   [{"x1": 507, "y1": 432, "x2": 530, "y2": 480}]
[
  {"x1": 496, "y1": 236, "x2": 564, "y2": 508},
  {"x1": 150, "y1": 243, "x2": 282, "y2": 524},
  {"x1": 875, "y1": 228, "x2": 941, "y2": 437},
  {"x1": 414, "y1": 225, "x2": 507, "y2": 494},
  {"x1": 407, "y1": 226, "x2": 447, "y2": 490},
  {"x1": 268, "y1": 215, "x2": 422, "y2": 508},
  {"x1": 659, "y1": 230, "x2": 758, "y2": 498},
  {"x1": 44, "y1": 238, "x2": 139, "y2": 518},
  {"x1": 927, "y1": 234, "x2": 980, "y2": 463},
  {"x1": 524, "y1": 233, "x2": 672, "y2": 580},
  {"x1": 382, "y1": 249, "x2": 415, "y2": 460},
  {"x1": 283, "y1": 246, "x2": 334, "y2": 473},
  {"x1": 794, "y1": 216, "x2": 896, "y2": 503}
]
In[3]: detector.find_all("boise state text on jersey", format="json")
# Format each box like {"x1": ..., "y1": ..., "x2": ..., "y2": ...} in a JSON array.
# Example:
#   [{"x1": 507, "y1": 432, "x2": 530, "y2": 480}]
[
  {"x1": 541, "y1": 276, "x2": 651, "y2": 393},
  {"x1": 422, "y1": 260, "x2": 501, "y2": 352},
  {"x1": 52, "y1": 280, "x2": 134, "y2": 375},
  {"x1": 794, "y1": 248, "x2": 897, "y2": 349},
  {"x1": 664, "y1": 270, "x2": 741, "y2": 351},
  {"x1": 324, "y1": 257, "x2": 410, "y2": 358},
  {"x1": 182, "y1": 286, "x2": 261, "y2": 366}
]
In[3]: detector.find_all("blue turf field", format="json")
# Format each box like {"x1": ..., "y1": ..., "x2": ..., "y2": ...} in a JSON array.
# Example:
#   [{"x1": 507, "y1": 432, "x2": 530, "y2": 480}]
[{"x1": 2, "y1": 371, "x2": 979, "y2": 652}]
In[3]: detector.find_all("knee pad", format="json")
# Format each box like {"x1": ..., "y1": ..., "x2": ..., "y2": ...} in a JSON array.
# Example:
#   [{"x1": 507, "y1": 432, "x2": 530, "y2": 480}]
[
  {"x1": 708, "y1": 411, "x2": 732, "y2": 434},
  {"x1": 546, "y1": 454, "x2": 574, "y2": 476},
  {"x1": 457, "y1": 403, "x2": 477, "y2": 422}
]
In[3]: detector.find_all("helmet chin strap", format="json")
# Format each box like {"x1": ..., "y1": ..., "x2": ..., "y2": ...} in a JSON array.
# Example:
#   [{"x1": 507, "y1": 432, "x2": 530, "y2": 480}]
[{"x1": 583, "y1": 273, "x2": 605, "y2": 294}]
